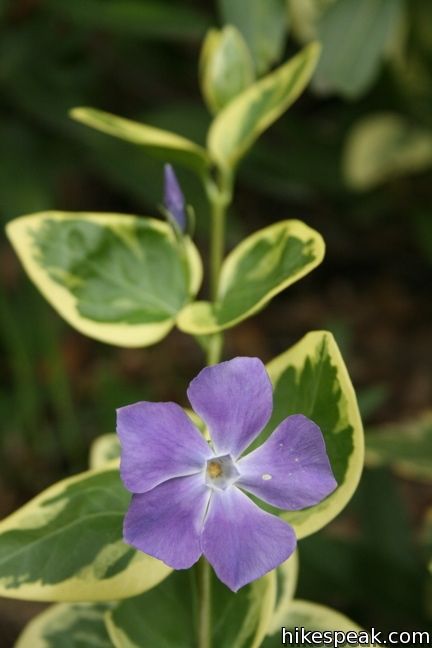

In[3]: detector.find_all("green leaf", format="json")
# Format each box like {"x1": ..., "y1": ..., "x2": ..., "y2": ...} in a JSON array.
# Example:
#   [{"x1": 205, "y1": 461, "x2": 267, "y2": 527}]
[
  {"x1": 6, "y1": 212, "x2": 202, "y2": 348},
  {"x1": 343, "y1": 113, "x2": 432, "y2": 191},
  {"x1": 106, "y1": 568, "x2": 276, "y2": 648},
  {"x1": 70, "y1": 108, "x2": 210, "y2": 176},
  {"x1": 267, "y1": 552, "x2": 299, "y2": 635},
  {"x1": 365, "y1": 413, "x2": 432, "y2": 483},
  {"x1": 0, "y1": 466, "x2": 170, "y2": 601},
  {"x1": 207, "y1": 43, "x2": 321, "y2": 170},
  {"x1": 262, "y1": 599, "x2": 368, "y2": 647},
  {"x1": 177, "y1": 220, "x2": 324, "y2": 335},
  {"x1": 89, "y1": 434, "x2": 120, "y2": 470},
  {"x1": 199, "y1": 26, "x2": 255, "y2": 114},
  {"x1": 46, "y1": 0, "x2": 209, "y2": 41},
  {"x1": 265, "y1": 331, "x2": 364, "y2": 539},
  {"x1": 15, "y1": 602, "x2": 113, "y2": 648},
  {"x1": 313, "y1": 0, "x2": 404, "y2": 98},
  {"x1": 288, "y1": 0, "x2": 336, "y2": 44},
  {"x1": 218, "y1": 0, "x2": 289, "y2": 75}
]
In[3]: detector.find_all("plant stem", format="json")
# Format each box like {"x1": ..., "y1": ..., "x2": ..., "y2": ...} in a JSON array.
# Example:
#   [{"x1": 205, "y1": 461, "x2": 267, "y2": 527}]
[
  {"x1": 209, "y1": 197, "x2": 226, "y2": 301},
  {"x1": 206, "y1": 333, "x2": 223, "y2": 366},
  {"x1": 208, "y1": 169, "x2": 232, "y2": 301},
  {"x1": 196, "y1": 168, "x2": 232, "y2": 648},
  {"x1": 196, "y1": 337, "x2": 221, "y2": 648},
  {"x1": 197, "y1": 557, "x2": 212, "y2": 648}
]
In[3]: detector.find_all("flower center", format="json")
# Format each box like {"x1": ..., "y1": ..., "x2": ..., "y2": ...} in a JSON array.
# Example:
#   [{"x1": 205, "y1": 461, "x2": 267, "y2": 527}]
[
  {"x1": 207, "y1": 461, "x2": 223, "y2": 478},
  {"x1": 205, "y1": 454, "x2": 240, "y2": 491}
]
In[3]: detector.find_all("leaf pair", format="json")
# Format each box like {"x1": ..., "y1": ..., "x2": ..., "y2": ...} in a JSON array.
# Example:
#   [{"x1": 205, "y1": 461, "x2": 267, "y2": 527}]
[
  {"x1": 7, "y1": 213, "x2": 324, "y2": 346},
  {"x1": 7, "y1": 44, "x2": 323, "y2": 347},
  {"x1": 71, "y1": 42, "x2": 320, "y2": 174}
]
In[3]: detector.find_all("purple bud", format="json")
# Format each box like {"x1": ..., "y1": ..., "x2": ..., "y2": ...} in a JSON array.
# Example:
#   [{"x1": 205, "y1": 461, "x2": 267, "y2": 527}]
[{"x1": 163, "y1": 164, "x2": 187, "y2": 233}]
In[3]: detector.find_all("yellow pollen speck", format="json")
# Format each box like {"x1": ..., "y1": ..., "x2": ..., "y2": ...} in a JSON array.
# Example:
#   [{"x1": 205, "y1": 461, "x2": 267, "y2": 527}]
[
  {"x1": 262, "y1": 473, "x2": 272, "y2": 481},
  {"x1": 207, "y1": 461, "x2": 223, "y2": 478}
]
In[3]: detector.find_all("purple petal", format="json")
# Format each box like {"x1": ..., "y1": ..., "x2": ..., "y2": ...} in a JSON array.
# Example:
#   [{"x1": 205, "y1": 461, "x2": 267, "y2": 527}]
[
  {"x1": 124, "y1": 473, "x2": 210, "y2": 569},
  {"x1": 117, "y1": 401, "x2": 212, "y2": 493},
  {"x1": 201, "y1": 486, "x2": 296, "y2": 591},
  {"x1": 187, "y1": 357, "x2": 273, "y2": 458},
  {"x1": 163, "y1": 164, "x2": 186, "y2": 232},
  {"x1": 237, "y1": 414, "x2": 337, "y2": 510}
]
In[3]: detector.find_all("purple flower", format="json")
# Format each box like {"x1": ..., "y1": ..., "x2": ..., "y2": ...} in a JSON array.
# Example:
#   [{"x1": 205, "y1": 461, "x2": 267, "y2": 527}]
[
  {"x1": 163, "y1": 164, "x2": 186, "y2": 233},
  {"x1": 117, "y1": 357, "x2": 337, "y2": 592}
]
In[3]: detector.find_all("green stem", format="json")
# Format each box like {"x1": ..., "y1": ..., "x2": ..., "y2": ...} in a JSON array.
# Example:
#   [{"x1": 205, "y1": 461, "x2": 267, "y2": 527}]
[
  {"x1": 197, "y1": 557, "x2": 212, "y2": 648},
  {"x1": 196, "y1": 168, "x2": 232, "y2": 648},
  {"x1": 208, "y1": 169, "x2": 232, "y2": 302},
  {"x1": 197, "y1": 334, "x2": 221, "y2": 648},
  {"x1": 206, "y1": 333, "x2": 223, "y2": 366},
  {"x1": 209, "y1": 197, "x2": 226, "y2": 301}
]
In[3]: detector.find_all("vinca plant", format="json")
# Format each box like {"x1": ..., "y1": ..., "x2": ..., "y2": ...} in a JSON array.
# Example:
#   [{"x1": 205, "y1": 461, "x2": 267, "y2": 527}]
[{"x1": 3, "y1": 26, "x2": 366, "y2": 648}]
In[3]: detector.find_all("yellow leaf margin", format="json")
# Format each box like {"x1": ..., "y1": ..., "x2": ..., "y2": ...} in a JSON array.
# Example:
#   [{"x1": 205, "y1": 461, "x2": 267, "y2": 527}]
[
  {"x1": 0, "y1": 463, "x2": 171, "y2": 602},
  {"x1": 71, "y1": 107, "x2": 210, "y2": 175},
  {"x1": 15, "y1": 602, "x2": 111, "y2": 648},
  {"x1": 208, "y1": 42, "x2": 321, "y2": 169},
  {"x1": 177, "y1": 219, "x2": 325, "y2": 335},
  {"x1": 6, "y1": 212, "x2": 202, "y2": 348},
  {"x1": 267, "y1": 331, "x2": 364, "y2": 539}
]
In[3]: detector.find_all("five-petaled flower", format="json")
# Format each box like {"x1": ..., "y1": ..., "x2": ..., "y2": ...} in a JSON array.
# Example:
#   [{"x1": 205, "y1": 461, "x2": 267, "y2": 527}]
[{"x1": 117, "y1": 357, "x2": 337, "y2": 592}]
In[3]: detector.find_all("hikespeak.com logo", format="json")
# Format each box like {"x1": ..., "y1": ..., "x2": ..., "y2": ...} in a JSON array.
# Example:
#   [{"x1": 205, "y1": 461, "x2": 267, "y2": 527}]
[{"x1": 281, "y1": 626, "x2": 431, "y2": 646}]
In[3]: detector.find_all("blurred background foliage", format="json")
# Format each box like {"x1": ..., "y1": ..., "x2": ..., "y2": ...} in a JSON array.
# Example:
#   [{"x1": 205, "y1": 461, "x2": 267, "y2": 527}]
[{"x1": 0, "y1": 0, "x2": 431, "y2": 643}]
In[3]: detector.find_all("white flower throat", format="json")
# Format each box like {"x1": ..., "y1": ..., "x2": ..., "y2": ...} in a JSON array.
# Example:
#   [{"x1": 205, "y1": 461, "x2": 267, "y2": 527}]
[{"x1": 205, "y1": 454, "x2": 240, "y2": 491}]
